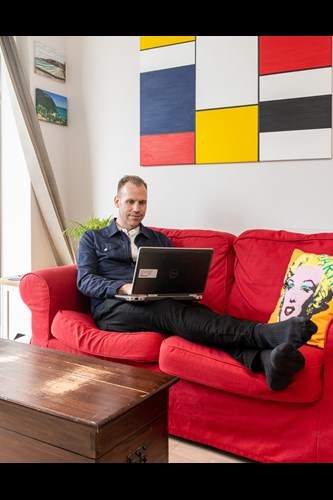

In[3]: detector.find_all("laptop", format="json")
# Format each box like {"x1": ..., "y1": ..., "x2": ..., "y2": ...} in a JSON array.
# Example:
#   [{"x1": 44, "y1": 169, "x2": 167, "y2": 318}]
[{"x1": 115, "y1": 246, "x2": 214, "y2": 302}]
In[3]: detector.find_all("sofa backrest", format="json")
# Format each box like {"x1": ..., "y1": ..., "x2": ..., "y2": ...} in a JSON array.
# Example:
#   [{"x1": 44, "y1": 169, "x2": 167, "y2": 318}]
[
  {"x1": 156, "y1": 228, "x2": 236, "y2": 314},
  {"x1": 227, "y1": 229, "x2": 333, "y2": 323}
]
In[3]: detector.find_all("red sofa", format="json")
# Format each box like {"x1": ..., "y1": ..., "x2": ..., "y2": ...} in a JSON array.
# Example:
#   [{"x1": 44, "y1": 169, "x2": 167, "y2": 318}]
[{"x1": 19, "y1": 228, "x2": 333, "y2": 463}]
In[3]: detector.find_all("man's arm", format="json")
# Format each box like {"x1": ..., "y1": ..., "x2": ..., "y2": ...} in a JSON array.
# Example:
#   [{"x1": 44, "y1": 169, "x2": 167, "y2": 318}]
[{"x1": 77, "y1": 231, "x2": 127, "y2": 299}]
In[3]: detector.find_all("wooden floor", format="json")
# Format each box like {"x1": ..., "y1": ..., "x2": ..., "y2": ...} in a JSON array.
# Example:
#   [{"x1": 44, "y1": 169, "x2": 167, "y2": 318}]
[{"x1": 169, "y1": 436, "x2": 254, "y2": 463}]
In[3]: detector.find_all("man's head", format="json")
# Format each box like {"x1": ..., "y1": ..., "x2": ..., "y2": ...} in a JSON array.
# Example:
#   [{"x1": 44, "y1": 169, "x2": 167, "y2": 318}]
[{"x1": 114, "y1": 175, "x2": 148, "y2": 231}]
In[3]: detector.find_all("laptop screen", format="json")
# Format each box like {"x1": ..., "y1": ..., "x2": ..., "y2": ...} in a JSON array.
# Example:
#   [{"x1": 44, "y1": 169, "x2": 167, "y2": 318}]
[{"x1": 131, "y1": 247, "x2": 214, "y2": 295}]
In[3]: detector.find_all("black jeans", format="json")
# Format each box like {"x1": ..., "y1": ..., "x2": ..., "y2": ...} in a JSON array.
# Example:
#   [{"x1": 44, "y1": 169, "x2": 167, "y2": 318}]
[{"x1": 94, "y1": 298, "x2": 262, "y2": 371}]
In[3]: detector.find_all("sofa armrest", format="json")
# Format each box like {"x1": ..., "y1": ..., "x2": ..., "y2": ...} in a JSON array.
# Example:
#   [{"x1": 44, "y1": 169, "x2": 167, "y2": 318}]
[{"x1": 19, "y1": 265, "x2": 90, "y2": 346}]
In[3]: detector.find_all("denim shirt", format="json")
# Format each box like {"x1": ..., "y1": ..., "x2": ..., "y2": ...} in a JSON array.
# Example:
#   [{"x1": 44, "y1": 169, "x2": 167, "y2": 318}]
[{"x1": 77, "y1": 218, "x2": 173, "y2": 314}]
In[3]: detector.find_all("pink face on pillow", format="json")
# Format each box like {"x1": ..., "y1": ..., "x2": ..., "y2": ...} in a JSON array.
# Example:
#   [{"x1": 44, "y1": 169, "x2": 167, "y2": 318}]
[{"x1": 279, "y1": 264, "x2": 323, "y2": 321}]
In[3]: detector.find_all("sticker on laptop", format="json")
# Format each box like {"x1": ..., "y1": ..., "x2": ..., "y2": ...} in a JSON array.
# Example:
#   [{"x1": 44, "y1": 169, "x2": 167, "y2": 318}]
[{"x1": 138, "y1": 269, "x2": 158, "y2": 278}]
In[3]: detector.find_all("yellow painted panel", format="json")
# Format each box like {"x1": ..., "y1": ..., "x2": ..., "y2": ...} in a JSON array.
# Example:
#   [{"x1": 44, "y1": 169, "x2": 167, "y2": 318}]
[
  {"x1": 140, "y1": 36, "x2": 195, "y2": 50},
  {"x1": 196, "y1": 106, "x2": 258, "y2": 164}
]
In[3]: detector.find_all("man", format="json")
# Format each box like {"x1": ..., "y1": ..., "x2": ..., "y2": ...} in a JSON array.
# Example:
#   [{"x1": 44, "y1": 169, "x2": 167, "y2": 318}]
[{"x1": 77, "y1": 174, "x2": 317, "y2": 391}]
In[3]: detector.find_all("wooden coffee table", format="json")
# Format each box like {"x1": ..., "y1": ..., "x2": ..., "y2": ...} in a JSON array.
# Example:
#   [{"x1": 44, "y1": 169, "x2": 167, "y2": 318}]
[{"x1": 0, "y1": 339, "x2": 177, "y2": 463}]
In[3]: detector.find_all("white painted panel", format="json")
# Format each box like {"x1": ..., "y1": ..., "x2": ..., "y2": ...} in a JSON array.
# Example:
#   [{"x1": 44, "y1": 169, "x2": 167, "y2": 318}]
[
  {"x1": 140, "y1": 41, "x2": 195, "y2": 73},
  {"x1": 196, "y1": 36, "x2": 258, "y2": 110},
  {"x1": 260, "y1": 67, "x2": 332, "y2": 102},
  {"x1": 260, "y1": 129, "x2": 332, "y2": 161}
]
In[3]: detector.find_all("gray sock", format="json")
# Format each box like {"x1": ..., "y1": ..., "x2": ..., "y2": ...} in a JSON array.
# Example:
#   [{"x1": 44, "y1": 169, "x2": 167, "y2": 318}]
[
  {"x1": 260, "y1": 343, "x2": 305, "y2": 391},
  {"x1": 254, "y1": 317, "x2": 317, "y2": 349}
]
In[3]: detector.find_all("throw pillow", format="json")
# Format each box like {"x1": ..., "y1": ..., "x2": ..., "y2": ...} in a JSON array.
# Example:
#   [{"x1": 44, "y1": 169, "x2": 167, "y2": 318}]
[{"x1": 269, "y1": 248, "x2": 333, "y2": 349}]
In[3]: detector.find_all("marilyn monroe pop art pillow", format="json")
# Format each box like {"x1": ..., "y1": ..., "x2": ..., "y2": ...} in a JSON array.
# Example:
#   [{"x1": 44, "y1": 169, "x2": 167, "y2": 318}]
[{"x1": 269, "y1": 248, "x2": 333, "y2": 349}]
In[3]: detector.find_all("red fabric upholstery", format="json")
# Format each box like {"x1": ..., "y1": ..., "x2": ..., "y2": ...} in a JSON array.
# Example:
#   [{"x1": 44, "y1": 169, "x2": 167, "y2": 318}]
[
  {"x1": 160, "y1": 229, "x2": 333, "y2": 462},
  {"x1": 159, "y1": 336, "x2": 324, "y2": 403},
  {"x1": 20, "y1": 266, "x2": 165, "y2": 363},
  {"x1": 19, "y1": 227, "x2": 333, "y2": 462},
  {"x1": 227, "y1": 229, "x2": 333, "y2": 322},
  {"x1": 52, "y1": 310, "x2": 165, "y2": 362},
  {"x1": 42, "y1": 336, "x2": 161, "y2": 371},
  {"x1": 167, "y1": 379, "x2": 321, "y2": 463},
  {"x1": 19, "y1": 266, "x2": 90, "y2": 347}
]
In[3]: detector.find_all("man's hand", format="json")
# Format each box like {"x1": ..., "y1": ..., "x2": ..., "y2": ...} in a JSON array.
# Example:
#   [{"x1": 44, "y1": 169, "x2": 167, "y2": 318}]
[{"x1": 117, "y1": 283, "x2": 133, "y2": 295}]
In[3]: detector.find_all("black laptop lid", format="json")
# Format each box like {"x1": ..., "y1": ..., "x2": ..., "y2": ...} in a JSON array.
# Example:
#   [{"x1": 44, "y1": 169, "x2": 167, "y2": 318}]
[{"x1": 131, "y1": 247, "x2": 214, "y2": 295}]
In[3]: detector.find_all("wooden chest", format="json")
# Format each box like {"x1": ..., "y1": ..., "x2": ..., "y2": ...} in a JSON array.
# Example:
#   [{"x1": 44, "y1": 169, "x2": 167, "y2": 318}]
[{"x1": 0, "y1": 339, "x2": 177, "y2": 463}]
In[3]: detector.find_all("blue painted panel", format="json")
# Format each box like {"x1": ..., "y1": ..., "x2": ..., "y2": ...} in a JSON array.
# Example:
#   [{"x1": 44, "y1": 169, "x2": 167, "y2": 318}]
[{"x1": 140, "y1": 65, "x2": 195, "y2": 136}]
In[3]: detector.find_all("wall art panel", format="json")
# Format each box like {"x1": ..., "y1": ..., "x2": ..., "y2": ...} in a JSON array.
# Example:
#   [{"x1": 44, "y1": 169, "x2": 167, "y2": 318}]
[
  {"x1": 140, "y1": 37, "x2": 195, "y2": 165},
  {"x1": 260, "y1": 129, "x2": 332, "y2": 161},
  {"x1": 260, "y1": 68, "x2": 332, "y2": 102},
  {"x1": 140, "y1": 36, "x2": 332, "y2": 166},
  {"x1": 259, "y1": 36, "x2": 332, "y2": 161},
  {"x1": 259, "y1": 36, "x2": 332, "y2": 75},
  {"x1": 196, "y1": 36, "x2": 258, "y2": 110},
  {"x1": 196, "y1": 106, "x2": 258, "y2": 164}
]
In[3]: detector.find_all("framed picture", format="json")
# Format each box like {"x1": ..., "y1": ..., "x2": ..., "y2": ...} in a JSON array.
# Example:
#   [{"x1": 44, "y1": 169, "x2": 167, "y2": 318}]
[
  {"x1": 140, "y1": 36, "x2": 332, "y2": 165},
  {"x1": 34, "y1": 41, "x2": 66, "y2": 83},
  {"x1": 36, "y1": 88, "x2": 68, "y2": 126}
]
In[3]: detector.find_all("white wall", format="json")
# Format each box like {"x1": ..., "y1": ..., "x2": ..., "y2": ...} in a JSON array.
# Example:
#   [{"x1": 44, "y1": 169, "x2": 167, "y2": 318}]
[
  {"x1": 0, "y1": 62, "x2": 31, "y2": 276},
  {"x1": 13, "y1": 36, "x2": 333, "y2": 264},
  {"x1": 65, "y1": 36, "x2": 333, "y2": 236},
  {"x1": 66, "y1": 36, "x2": 139, "y2": 226},
  {"x1": 11, "y1": 36, "x2": 69, "y2": 270},
  {"x1": 16, "y1": 36, "x2": 69, "y2": 215}
]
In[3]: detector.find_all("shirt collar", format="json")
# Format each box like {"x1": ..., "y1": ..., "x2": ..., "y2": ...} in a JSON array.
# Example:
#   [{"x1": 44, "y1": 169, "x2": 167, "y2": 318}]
[
  {"x1": 106, "y1": 218, "x2": 150, "y2": 239},
  {"x1": 116, "y1": 223, "x2": 140, "y2": 238}
]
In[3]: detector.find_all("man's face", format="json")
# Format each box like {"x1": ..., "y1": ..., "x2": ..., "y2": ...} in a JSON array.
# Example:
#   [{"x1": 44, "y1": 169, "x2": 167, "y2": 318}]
[{"x1": 114, "y1": 182, "x2": 147, "y2": 231}]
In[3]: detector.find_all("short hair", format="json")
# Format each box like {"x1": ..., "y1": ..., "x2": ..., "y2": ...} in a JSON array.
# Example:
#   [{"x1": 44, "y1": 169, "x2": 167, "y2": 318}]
[{"x1": 117, "y1": 175, "x2": 147, "y2": 194}]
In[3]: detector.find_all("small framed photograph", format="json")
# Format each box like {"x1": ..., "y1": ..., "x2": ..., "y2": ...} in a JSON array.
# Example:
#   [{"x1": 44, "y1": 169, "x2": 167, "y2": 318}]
[
  {"x1": 34, "y1": 41, "x2": 66, "y2": 82},
  {"x1": 36, "y1": 88, "x2": 68, "y2": 126}
]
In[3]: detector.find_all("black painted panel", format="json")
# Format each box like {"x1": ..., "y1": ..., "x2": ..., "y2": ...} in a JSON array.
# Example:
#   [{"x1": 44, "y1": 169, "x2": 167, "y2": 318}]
[{"x1": 259, "y1": 94, "x2": 332, "y2": 133}]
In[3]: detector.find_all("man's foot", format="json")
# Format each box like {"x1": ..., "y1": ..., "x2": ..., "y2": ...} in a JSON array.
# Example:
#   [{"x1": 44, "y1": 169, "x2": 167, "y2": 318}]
[
  {"x1": 254, "y1": 317, "x2": 317, "y2": 350},
  {"x1": 260, "y1": 343, "x2": 306, "y2": 391}
]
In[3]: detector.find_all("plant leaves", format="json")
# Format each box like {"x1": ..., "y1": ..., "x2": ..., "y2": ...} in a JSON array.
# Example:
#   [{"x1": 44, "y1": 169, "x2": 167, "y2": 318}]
[{"x1": 63, "y1": 215, "x2": 113, "y2": 239}]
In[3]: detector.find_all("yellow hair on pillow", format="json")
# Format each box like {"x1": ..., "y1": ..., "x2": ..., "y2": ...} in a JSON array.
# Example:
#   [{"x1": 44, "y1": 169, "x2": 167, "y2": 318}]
[{"x1": 269, "y1": 249, "x2": 333, "y2": 349}]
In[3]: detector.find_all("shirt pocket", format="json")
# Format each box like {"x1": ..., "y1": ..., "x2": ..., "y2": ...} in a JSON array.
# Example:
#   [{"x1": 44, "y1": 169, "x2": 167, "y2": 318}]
[{"x1": 95, "y1": 241, "x2": 124, "y2": 261}]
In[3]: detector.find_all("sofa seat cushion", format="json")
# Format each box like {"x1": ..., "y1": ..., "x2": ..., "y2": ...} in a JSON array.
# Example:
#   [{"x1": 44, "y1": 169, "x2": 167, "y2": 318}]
[
  {"x1": 51, "y1": 310, "x2": 166, "y2": 362},
  {"x1": 159, "y1": 336, "x2": 324, "y2": 402}
]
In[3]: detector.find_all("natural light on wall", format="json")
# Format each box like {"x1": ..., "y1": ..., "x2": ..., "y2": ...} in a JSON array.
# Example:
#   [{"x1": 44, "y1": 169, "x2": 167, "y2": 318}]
[
  {"x1": 0, "y1": 53, "x2": 32, "y2": 277},
  {"x1": 0, "y1": 36, "x2": 75, "y2": 267}
]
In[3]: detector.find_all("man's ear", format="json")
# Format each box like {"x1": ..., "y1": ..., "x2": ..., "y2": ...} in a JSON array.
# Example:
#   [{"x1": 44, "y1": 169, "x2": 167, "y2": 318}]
[{"x1": 114, "y1": 195, "x2": 119, "y2": 207}]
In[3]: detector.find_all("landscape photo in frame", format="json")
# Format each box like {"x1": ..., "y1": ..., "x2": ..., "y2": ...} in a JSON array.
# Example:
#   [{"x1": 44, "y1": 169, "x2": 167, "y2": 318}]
[
  {"x1": 34, "y1": 41, "x2": 66, "y2": 82},
  {"x1": 36, "y1": 88, "x2": 68, "y2": 126}
]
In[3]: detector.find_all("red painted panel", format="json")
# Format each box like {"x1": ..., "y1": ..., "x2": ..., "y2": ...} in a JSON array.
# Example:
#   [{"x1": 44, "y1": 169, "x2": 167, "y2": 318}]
[
  {"x1": 140, "y1": 132, "x2": 195, "y2": 166},
  {"x1": 260, "y1": 36, "x2": 332, "y2": 75}
]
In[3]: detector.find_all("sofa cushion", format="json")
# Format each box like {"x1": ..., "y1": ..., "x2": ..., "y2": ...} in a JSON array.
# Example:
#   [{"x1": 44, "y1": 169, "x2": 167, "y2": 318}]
[
  {"x1": 269, "y1": 248, "x2": 333, "y2": 349},
  {"x1": 156, "y1": 228, "x2": 236, "y2": 314},
  {"x1": 52, "y1": 310, "x2": 166, "y2": 362},
  {"x1": 159, "y1": 336, "x2": 324, "y2": 403},
  {"x1": 227, "y1": 229, "x2": 333, "y2": 323}
]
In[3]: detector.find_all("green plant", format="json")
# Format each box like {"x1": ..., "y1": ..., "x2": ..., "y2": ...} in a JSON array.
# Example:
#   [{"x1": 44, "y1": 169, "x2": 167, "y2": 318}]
[{"x1": 63, "y1": 214, "x2": 113, "y2": 240}]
